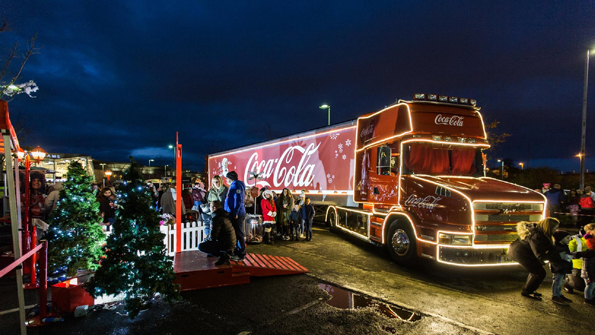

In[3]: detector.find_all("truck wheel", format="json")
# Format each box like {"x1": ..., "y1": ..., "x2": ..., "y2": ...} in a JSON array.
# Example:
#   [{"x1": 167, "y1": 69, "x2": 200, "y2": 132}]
[{"x1": 386, "y1": 220, "x2": 417, "y2": 266}]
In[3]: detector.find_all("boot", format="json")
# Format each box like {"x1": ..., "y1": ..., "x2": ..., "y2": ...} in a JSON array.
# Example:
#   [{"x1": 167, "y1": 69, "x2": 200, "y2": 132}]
[
  {"x1": 269, "y1": 232, "x2": 275, "y2": 244},
  {"x1": 264, "y1": 232, "x2": 273, "y2": 244},
  {"x1": 215, "y1": 253, "x2": 230, "y2": 266}
]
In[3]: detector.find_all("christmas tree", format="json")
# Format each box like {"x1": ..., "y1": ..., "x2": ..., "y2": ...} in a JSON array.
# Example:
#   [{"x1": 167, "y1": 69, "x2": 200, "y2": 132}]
[
  {"x1": 46, "y1": 161, "x2": 106, "y2": 277},
  {"x1": 87, "y1": 157, "x2": 180, "y2": 319}
]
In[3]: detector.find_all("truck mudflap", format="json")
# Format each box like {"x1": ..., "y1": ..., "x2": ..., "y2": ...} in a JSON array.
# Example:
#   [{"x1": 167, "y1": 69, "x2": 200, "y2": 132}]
[{"x1": 437, "y1": 246, "x2": 518, "y2": 266}]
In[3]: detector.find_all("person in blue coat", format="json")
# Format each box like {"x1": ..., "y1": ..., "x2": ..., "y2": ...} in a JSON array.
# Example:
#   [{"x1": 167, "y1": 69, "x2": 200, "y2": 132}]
[{"x1": 224, "y1": 171, "x2": 247, "y2": 260}]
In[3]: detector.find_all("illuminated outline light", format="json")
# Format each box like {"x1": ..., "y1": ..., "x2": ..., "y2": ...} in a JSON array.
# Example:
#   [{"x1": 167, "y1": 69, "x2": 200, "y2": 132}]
[
  {"x1": 355, "y1": 103, "x2": 414, "y2": 153},
  {"x1": 325, "y1": 206, "x2": 371, "y2": 242}
]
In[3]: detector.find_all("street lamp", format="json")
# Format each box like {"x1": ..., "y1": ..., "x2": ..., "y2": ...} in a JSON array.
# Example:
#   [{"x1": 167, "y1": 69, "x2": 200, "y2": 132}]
[
  {"x1": 319, "y1": 104, "x2": 331, "y2": 126},
  {"x1": 580, "y1": 49, "x2": 595, "y2": 190},
  {"x1": 497, "y1": 159, "x2": 504, "y2": 179},
  {"x1": 164, "y1": 164, "x2": 169, "y2": 180},
  {"x1": 519, "y1": 162, "x2": 524, "y2": 170},
  {"x1": 104, "y1": 170, "x2": 112, "y2": 181},
  {"x1": 149, "y1": 159, "x2": 154, "y2": 166}
]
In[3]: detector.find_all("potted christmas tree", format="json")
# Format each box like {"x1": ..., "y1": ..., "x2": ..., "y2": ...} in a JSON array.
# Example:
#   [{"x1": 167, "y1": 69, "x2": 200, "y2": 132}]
[{"x1": 87, "y1": 157, "x2": 180, "y2": 319}]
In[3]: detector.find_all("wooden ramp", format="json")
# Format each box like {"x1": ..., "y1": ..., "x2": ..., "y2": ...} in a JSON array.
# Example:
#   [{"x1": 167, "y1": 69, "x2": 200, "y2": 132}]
[{"x1": 174, "y1": 251, "x2": 308, "y2": 291}]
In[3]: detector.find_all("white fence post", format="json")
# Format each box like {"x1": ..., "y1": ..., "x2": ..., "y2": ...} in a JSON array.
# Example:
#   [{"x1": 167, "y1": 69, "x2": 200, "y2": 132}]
[{"x1": 161, "y1": 219, "x2": 205, "y2": 256}]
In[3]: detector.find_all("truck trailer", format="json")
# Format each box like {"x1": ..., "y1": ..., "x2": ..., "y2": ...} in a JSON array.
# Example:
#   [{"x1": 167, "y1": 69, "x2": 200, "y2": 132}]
[{"x1": 207, "y1": 94, "x2": 546, "y2": 267}]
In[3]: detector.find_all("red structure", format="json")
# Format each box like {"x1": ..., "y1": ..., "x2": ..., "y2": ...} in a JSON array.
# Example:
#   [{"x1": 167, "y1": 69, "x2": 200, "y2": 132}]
[{"x1": 174, "y1": 252, "x2": 308, "y2": 291}]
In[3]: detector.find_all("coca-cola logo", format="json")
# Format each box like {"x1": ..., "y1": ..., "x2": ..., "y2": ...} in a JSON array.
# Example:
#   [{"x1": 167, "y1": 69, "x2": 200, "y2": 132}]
[
  {"x1": 360, "y1": 125, "x2": 375, "y2": 138},
  {"x1": 434, "y1": 114, "x2": 464, "y2": 127},
  {"x1": 243, "y1": 143, "x2": 321, "y2": 188},
  {"x1": 404, "y1": 194, "x2": 442, "y2": 209}
]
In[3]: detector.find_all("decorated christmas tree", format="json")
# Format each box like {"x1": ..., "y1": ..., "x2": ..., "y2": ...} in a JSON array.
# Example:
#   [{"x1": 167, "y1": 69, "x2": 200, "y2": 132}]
[
  {"x1": 87, "y1": 157, "x2": 179, "y2": 319},
  {"x1": 46, "y1": 161, "x2": 105, "y2": 277}
]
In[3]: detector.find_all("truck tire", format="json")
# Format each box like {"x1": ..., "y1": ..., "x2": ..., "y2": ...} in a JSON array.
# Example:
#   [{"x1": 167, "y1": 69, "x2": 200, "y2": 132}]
[{"x1": 386, "y1": 220, "x2": 417, "y2": 266}]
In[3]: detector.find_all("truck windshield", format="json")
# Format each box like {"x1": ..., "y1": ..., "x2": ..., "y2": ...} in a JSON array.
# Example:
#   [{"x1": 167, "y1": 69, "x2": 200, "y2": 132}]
[{"x1": 402, "y1": 142, "x2": 483, "y2": 176}]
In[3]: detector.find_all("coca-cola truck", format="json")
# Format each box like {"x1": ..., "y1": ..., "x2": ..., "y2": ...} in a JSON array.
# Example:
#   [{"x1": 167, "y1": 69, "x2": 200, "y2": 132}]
[{"x1": 207, "y1": 94, "x2": 546, "y2": 266}]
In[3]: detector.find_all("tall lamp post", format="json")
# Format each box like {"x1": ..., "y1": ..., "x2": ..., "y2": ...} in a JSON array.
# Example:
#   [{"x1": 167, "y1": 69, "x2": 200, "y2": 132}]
[
  {"x1": 497, "y1": 159, "x2": 504, "y2": 179},
  {"x1": 519, "y1": 162, "x2": 524, "y2": 170},
  {"x1": 148, "y1": 159, "x2": 154, "y2": 179},
  {"x1": 319, "y1": 104, "x2": 331, "y2": 126},
  {"x1": 149, "y1": 159, "x2": 154, "y2": 166},
  {"x1": 16, "y1": 146, "x2": 46, "y2": 289},
  {"x1": 580, "y1": 49, "x2": 595, "y2": 190}
]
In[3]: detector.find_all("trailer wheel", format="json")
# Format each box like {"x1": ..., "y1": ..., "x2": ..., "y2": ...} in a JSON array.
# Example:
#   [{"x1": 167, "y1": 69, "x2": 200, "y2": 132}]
[
  {"x1": 327, "y1": 209, "x2": 338, "y2": 232},
  {"x1": 386, "y1": 220, "x2": 417, "y2": 266}
]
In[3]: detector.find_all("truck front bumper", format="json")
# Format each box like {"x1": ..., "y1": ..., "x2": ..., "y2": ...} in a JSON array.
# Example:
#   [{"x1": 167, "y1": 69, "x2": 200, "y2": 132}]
[{"x1": 437, "y1": 246, "x2": 517, "y2": 266}]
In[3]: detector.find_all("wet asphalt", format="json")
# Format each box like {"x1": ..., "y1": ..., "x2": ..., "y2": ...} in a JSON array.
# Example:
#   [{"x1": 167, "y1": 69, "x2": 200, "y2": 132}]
[{"x1": 1, "y1": 223, "x2": 593, "y2": 335}]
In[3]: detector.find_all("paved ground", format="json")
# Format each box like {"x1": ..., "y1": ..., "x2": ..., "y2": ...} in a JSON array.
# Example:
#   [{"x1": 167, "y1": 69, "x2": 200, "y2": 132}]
[{"x1": 1, "y1": 224, "x2": 593, "y2": 335}]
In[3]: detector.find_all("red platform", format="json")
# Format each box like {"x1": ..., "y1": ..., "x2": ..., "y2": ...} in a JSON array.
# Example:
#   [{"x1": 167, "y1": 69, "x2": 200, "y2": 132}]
[{"x1": 174, "y1": 252, "x2": 308, "y2": 291}]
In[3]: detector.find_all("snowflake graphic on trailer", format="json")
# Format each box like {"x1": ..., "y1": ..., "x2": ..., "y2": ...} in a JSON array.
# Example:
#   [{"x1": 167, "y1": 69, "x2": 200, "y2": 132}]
[
  {"x1": 342, "y1": 154, "x2": 346, "y2": 160},
  {"x1": 330, "y1": 133, "x2": 340, "y2": 140},
  {"x1": 345, "y1": 139, "x2": 351, "y2": 146},
  {"x1": 338, "y1": 143, "x2": 343, "y2": 150}
]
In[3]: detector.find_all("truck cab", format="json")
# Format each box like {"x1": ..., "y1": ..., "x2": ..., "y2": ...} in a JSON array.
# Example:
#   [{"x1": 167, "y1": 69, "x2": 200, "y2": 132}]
[{"x1": 337, "y1": 94, "x2": 546, "y2": 266}]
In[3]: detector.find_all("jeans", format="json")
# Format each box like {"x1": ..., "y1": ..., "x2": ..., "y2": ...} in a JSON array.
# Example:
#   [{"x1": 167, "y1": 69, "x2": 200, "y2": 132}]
[
  {"x1": 198, "y1": 240, "x2": 233, "y2": 257},
  {"x1": 304, "y1": 220, "x2": 313, "y2": 240},
  {"x1": 194, "y1": 200, "x2": 201, "y2": 210},
  {"x1": 291, "y1": 221, "x2": 300, "y2": 240},
  {"x1": 202, "y1": 213, "x2": 211, "y2": 237},
  {"x1": 552, "y1": 272, "x2": 565, "y2": 297},
  {"x1": 231, "y1": 214, "x2": 246, "y2": 257},
  {"x1": 300, "y1": 219, "x2": 305, "y2": 235},
  {"x1": 585, "y1": 280, "x2": 595, "y2": 300},
  {"x1": 105, "y1": 217, "x2": 114, "y2": 232}
]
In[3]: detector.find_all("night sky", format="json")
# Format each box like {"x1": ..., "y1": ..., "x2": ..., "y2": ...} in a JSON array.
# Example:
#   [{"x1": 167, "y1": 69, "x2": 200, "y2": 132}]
[{"x1": 3, "y1": 2, "x2": 595, "y2": 172}]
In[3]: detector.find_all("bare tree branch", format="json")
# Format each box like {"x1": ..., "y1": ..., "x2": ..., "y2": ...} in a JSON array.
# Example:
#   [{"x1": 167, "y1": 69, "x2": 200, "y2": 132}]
[
  {"x1": 0, "y1": 42, "x2": 17, "y2": 82},
  {"x1": 0, "y1": 33, "x2": 40, "y2": 100}
]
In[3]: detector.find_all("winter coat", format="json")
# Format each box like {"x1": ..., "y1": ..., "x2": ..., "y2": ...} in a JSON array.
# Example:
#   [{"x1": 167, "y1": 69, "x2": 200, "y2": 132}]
[
  {"x1": 545, "y1": 188, "x2": 564, "y2": 206},
  {"x1": 507, "y1": 223, "x2": 562, "y2": 265},
  {"x1": 210, "y1": 208, "x2": 236, "y2": 252},
  {"x1": 161, "y1": 188, "x2": 186, "y2": 215},
  {"x1": 44, "y1": 182, "x2": 64, "y2": 214},
  {"x1": 224, "y1": 180, "x2": 246, "y2": 217},
  {"x1": 207, "y1": 185, "x2": 228, "y2": 203},
  {"x1": 582, "y1": 234, "x2": 595, "y2": 282},
  {"x1": 276, "y1": 189, "x2": 294, "y2": 226},
  {"x1": 304, "y1": 203, "x2": 315, "y2": 223},
  {"x1": 261, "y1": 199, "x2": 277, "y2": 222},
  {"x1": 97, "y1": 195, "x2": 115, "y2": 223},
  {"x1": 290, "y1": 208, "x2": 301, "y2": 223},
  {"x1": 255, "y1": 195, "x2": 264, "y2": 215},
  {"x1": 569, "y1": 235, "x2": 588, "y2": 269},
  {"x1": 579, "y1": 194, "x2": 595, "y2": 209},
  {"x1": 192, "y1": 187, "x2": 206, "y2": 203}
]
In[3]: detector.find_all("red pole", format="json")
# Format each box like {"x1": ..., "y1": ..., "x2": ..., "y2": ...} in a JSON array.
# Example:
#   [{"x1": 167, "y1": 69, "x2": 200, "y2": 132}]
[
  {"x1": 39, "y1": 241, "x2": 47, "y2": 318},
  {"x1": 23, "y1": 156, "x2": 39, "y2": 289},
  {"x1": 175, "y1": 132, "x2": 182, "y2": 253},
  {"x1": 22, "y1": 157, "x2": 31, "y2": 276}
]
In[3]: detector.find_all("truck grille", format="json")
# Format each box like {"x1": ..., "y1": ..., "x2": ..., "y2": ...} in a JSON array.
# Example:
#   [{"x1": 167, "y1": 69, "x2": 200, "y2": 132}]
[{"x1": 473, "y1": 202, "x2": 543, "y2": 244}]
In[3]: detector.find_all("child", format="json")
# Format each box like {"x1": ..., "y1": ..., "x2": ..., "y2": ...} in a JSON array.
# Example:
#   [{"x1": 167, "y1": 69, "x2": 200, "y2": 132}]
[
  {"x1": 566, "y1": 202, "x2": 580, "y2": 226},
  {"x1": 550, "y1": 231, "x2": 573, "y2": 305},
  {"x1": 581, "y1": 223, "x2": 595, "y2": 306},
  {"x1": 290, "y1": 204, "x2": 302, "y2": 241}
]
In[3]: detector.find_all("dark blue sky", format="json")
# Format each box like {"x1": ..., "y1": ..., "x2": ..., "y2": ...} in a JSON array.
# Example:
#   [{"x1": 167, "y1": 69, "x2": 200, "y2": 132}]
[{"x1": 3, "y1": 1, "x2": 595, "y2": 172}]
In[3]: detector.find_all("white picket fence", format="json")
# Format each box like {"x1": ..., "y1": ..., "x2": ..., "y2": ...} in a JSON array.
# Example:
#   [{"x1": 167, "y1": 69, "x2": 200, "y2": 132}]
[{"x1": 160, "y1": 220, "x2": 207, "y2": 256}]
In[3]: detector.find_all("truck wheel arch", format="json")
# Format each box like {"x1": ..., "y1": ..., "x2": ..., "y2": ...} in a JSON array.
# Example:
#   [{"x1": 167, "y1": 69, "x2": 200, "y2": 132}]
[{"x1": 384, "y1": 213, "x2": 419, "y2": 266}]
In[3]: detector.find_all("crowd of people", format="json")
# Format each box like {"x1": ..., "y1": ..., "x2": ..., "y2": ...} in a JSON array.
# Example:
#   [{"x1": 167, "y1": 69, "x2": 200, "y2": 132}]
[
  {"x1": 507, "y1": 217, "x2": 595, "y2": 307},
  {"x1": 189, "y1": 171, "x2": 315, "y2": 265},
  {"x1": 540, "y1": 183, "x2": 595, "y2": 227}
]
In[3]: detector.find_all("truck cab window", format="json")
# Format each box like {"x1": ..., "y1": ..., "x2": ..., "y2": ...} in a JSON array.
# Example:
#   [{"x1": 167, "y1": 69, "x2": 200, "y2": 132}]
[
  {"x1": 377, "y1": 145, "x2": 392, "y2": 175},
  {"x1": 402, "y1": 142, "x2": 484, "y2": 177}
]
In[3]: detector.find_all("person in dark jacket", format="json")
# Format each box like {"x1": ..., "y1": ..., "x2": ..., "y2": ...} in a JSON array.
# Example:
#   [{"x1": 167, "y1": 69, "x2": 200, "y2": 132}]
[
  {"x1": 97, "y1": 187, "x2": 116, "y2": 232},
  {"x1": 545, "y1": 184, "x2": 565, "y2": 217},
  {"x1": 198, "y1": 200, "x2": 236, "y2": 265},
  {"x1": 550, "y1": 231, "x2": 573, "y2": 305},
  {"x1": 303, "y1": 198, "x2": 315, "y2": 241},
  {"x1": 289, "y1": 204, "x2": 302, "y2": 241},
  {"x1": 224, "y1": 171, "x2": 246, "y2": 261},
  {"x1": 507, "y1": 218, "x2": 563, "y2": 301}
]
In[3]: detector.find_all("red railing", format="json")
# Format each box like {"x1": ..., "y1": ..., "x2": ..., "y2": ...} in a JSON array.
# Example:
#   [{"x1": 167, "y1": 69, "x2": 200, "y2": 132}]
[{"x1": 0, "y1": 240, "x2": 48, "y2": 330}]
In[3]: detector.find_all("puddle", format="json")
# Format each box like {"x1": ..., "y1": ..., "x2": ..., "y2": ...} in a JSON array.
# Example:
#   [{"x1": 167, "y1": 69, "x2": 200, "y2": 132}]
[{"x1": 318, "y1": 283, "x2": 421, "y2": 322}]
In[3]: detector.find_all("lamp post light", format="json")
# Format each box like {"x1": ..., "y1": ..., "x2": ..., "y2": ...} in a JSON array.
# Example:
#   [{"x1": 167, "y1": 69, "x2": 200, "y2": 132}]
[
  {"x1": 149, "y1": 159, "x2": 154, "y2": 166},
  {"x1": 580, "y1": 49, "x2": 595, "y2": 190},
  {"x1": 519, "y1": 162, "x2": 524, "y2": 170},
  {"x1": 104, "y1": 170, "x2": 112, "y2": 183},
  {"x1": 319, "y1": 104, "x2": 331, "y2": 126},
  {"x1": 497, "y1": 159, "x2": 504, "y2": 179},
  {"x1": 164, "y1": 164, "x2": 169, "y2": 180}
]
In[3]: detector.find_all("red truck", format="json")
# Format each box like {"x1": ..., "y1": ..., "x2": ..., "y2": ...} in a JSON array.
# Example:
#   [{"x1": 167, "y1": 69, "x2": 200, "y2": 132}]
[{"x1": 207, "y1": 94, "x2": 546, "y2": 266}]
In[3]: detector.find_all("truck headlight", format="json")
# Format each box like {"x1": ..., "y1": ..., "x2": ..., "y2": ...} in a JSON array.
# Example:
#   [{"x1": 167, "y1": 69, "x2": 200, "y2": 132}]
[{"x1": 438, "y1": 233, "x2": 472, "y2": 246}]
